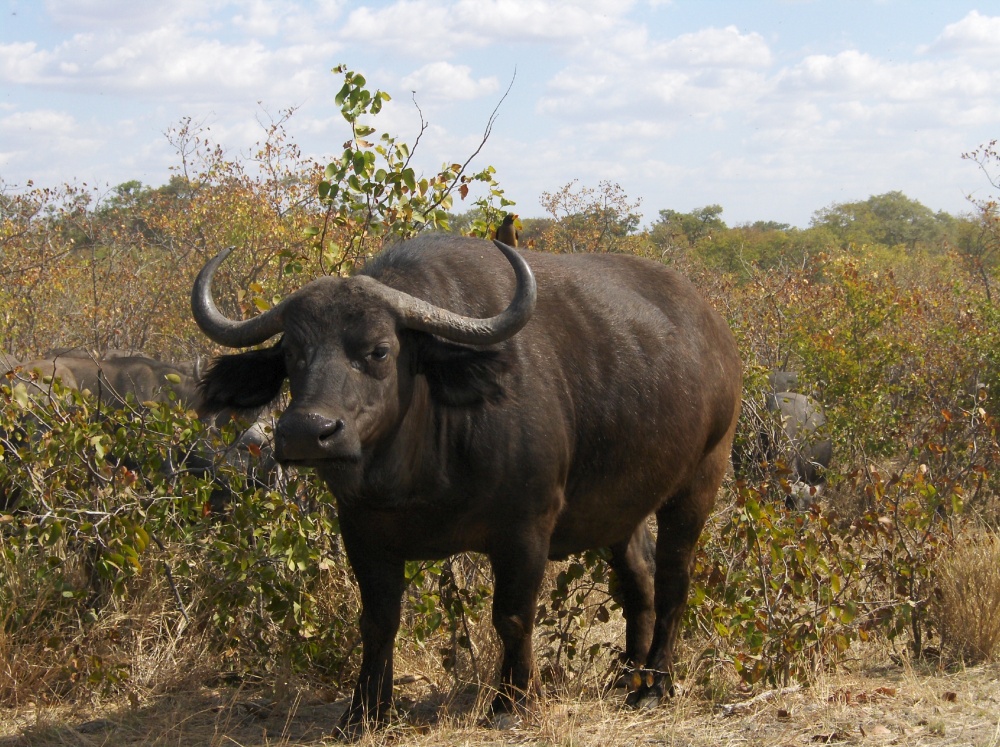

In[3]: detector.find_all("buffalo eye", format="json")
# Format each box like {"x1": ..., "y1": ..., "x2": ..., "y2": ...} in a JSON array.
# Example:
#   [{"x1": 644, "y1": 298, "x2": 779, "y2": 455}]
[
  {"x1": 283, "y1": 345, "x2": 307, "y2": 370},
  {"x1": 369, "y1": 344, "x2": 391, "y2": 362}
]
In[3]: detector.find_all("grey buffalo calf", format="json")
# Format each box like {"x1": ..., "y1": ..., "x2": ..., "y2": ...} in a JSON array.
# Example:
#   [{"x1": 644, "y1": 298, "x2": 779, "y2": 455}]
[{"x1": 192, "y1": 234, "x2": 743, "y2": 735}]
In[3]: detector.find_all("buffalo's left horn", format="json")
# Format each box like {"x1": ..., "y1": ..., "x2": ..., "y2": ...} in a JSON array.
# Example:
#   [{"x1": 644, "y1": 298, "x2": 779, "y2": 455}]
[
  {"x1": 191, "y1": 247, "x2": 286, "y2": 348},
  {"x1": 364, "y1": 239, "x2": 537, "y2": 345}
]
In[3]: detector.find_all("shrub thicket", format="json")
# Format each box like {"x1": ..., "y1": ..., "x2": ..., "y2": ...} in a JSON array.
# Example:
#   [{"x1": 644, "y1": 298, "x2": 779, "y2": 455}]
[{"x1": 3, "y1": 67, "x2": 1000, "y2": 714}]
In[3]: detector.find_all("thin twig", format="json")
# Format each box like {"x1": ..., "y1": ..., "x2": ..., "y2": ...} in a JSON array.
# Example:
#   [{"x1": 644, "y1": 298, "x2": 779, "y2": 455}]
[
  {"x1": 422, "y1": 69, "x2": 518, "y2": 217},
  {"x1": 152, "y1": 533, "x2": 190, "y2": 627}
]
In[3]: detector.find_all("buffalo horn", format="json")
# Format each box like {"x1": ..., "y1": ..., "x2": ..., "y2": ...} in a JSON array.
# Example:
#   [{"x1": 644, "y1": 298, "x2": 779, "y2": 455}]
[
  {"x1": 363, "y1": 239, "x2": 536, "y2": 345},
  {"x1": 191, "y1": 240, "x2": 537, "y2": 349},
  {"x1": 191, "y1": 247, "x2": 286, "y2": 348}
]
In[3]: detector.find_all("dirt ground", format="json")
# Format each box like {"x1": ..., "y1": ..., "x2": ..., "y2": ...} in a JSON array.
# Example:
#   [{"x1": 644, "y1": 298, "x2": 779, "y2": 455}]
[{"x1": 2, "y1": 659, "x2": 999, "y2": 747}]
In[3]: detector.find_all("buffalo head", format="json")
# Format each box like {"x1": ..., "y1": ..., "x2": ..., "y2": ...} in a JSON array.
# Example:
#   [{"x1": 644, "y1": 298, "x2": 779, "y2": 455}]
[{"x1": 192, "y1": 241, "x2": 535, "y2": 494}]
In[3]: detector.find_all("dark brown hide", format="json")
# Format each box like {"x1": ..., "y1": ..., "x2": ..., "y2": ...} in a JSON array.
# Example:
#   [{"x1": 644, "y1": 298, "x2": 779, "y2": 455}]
[{"x1": 193, "y1": 234, "x2": 742, "y2": 732}]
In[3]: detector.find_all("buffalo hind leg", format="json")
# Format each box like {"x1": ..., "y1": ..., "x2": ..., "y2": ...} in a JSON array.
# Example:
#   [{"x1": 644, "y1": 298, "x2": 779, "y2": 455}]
[
  {"x1": 487, "y1": 533, "x2": 550, "y2": 726},
  {"x1": 626, "y1": 447, "x2": 727, "y2": 710},
  {"x1": 337, "y1": 532, "x2": 406, "y2": 739},
  {"x1": 608, "y1": 523, "x2": 656, "y2": 685}
]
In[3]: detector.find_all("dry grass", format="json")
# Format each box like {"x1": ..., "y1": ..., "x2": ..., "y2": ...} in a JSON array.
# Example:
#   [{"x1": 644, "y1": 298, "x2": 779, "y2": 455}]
[
  {"x1": 2, "y1": 651, "x2": 1000, "y2": 746},
  {"x1": 934, "y1": 529, "x2": 1000, "y2": 665}
]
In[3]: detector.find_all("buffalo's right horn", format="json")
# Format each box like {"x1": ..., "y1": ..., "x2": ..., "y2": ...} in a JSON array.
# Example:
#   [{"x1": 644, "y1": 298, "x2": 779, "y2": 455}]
[{"x1": 191, "y1": 247, "x2": 286, "y2": 348}]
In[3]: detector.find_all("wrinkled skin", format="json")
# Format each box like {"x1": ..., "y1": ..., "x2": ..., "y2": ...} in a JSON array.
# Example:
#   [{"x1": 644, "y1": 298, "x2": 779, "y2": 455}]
[{"x1": 193, "y1": 234, "x2": 743, "y2": 735}]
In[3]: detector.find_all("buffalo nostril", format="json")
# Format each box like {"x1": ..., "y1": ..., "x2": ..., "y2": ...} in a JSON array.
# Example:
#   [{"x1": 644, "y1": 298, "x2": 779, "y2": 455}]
[
  {"x1": 318, "y1": 419, "x2": 345, "y2": 445},
  {"x1": 274, "y1": 412, "x2": 351, "y2": 461}
]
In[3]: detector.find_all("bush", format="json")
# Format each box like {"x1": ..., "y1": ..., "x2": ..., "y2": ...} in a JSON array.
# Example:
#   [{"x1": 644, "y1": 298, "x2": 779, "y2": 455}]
[{"x1": 933, "y1": 529, "x2": 1000, "y2": 664}]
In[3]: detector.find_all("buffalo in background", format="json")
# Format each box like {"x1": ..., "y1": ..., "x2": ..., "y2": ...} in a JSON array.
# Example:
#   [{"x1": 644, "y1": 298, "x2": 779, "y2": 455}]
[
  {"x1": 735, "y1": 370, "x2": 832, "y2": 509},
  {"x1": 192, "y1": 235, "x2": 742, "y2": 733},
  {"x1": 42, "y1": 349, "x2": 200, "y2": 409},
  {"x1": 1, "y1": 349, "x2": 279, "y2": 512}
]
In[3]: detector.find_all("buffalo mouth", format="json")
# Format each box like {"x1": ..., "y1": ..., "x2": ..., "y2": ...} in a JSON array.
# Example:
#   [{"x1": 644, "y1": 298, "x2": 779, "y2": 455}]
[{"x1": 275, "y1": 452, "x2": 363, "y2": 469}]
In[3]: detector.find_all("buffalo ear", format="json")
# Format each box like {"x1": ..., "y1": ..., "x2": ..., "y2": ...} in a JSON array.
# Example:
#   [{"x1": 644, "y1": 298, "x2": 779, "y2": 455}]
[
  {"x1": 198, "y1": 343, "x2": 287, "y2": 412},
  {"x1": 415, "y1": 335, "x2": 507, "y2": 407}
]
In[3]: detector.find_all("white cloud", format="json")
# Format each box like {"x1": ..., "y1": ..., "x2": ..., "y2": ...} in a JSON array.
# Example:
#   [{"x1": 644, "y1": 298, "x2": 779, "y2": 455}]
[
  {"x1": 400, "y1": 62, "x2": 499, "y2": 102},
  {"x1": 0, "y1": 109, "x2": 103, "y2": 184},
  {"x1": 922, "y1": 10, "x2": 1000, "y2": 58},
  {"x1": 42, "y1": 0, "x2": 223, "y2": 32},
  {"x1": 341, "y1": 1, "x2": 483, "y2": 58},
  {"x1": 340, "y1": 0, "x2": 639, "y2": 58},
  {"x1": 1, "y1": 26, "x2": 339, "y2": 105},
  {"x1": 537, "y1": 25, "x2": 772, "y2": 125},
  {"x1": 649, "y1": 25, "x2": 772, "y2": 68}
]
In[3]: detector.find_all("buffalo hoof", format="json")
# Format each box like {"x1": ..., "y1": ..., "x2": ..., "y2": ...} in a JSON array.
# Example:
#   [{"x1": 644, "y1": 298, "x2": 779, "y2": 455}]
[
  {"x1": 484, "y1": 691, "x2": 532, "y2": 730},
  {"x1": 332, "y1": 721, "x2": 366, "y2": 743},
  {"x1": 625, "y1": 686, "x2": 664, "y2": 711},
  {"x1": 623, "y1": 668, "x2": 674, "y2": 711},
  {"x1": 334, "y1": 711, "x2": 382, "y2": 743}
]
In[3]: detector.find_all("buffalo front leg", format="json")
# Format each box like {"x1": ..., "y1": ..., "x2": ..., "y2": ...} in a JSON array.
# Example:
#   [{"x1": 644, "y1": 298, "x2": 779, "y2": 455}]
[
  {"x1": 338, "y1": 534, "x2": 406, "y2": 737},
  {"x1": 487, "y1": 536, "x2": 549, "y2": 723}
]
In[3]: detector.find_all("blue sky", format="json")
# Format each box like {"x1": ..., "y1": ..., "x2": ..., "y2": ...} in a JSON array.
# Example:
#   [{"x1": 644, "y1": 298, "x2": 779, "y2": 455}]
[{"x1": 2, "y1": 1, "x2": 999, "y2": 228}]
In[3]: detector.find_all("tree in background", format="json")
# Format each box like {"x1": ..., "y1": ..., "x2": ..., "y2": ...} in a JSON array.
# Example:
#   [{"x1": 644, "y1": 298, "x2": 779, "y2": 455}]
[
  {"x1": 959, "y1": 140, "x2": 1000, "y2": 302},
  {"x1": 650, "y1": 204, "x2": 727, "y2": 254},
  {"x1": 810, "y1": 191, "x2": 956, "y2": 253},
  {"x1": 536, "y1": 179, "x2": 644, "y2": 254}
]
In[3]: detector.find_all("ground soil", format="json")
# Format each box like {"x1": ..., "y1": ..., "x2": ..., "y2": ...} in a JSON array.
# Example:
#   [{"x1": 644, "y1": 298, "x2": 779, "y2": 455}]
[{"x1": 2, "y1": 659, "x2": 998, "y2": 746}]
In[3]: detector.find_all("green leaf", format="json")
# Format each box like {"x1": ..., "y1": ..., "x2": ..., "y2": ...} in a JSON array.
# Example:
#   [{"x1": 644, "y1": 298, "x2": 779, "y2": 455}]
[
  {"x1": 12, "y1": 383, "x2": 29, "y2": 409},
  {"x1": 402, "y1": 168, "x2": 416, "y2": 192}
]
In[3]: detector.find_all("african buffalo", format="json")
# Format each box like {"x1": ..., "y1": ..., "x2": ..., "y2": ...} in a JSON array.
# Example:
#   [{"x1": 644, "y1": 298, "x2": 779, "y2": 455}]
[
  {"x1": 766, "y1": 390, "x2": 832, "y2": 508},
  {"x1": 191, "y1": 235, "x2": 742, "y2": 733},
  {"x1": 768, "y1": 370, "x2": 799, "y2": 394},
  {"x1": 45, "y1": 353, "x2": 199, "y2": 409},
  {"x1": 6, "y1": 358, "x2": 79, "y2": 395},
  {"x1": 45, "y1": 347, "x2": 147, "y2": 360}
]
